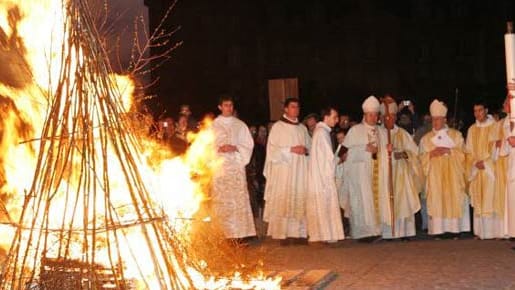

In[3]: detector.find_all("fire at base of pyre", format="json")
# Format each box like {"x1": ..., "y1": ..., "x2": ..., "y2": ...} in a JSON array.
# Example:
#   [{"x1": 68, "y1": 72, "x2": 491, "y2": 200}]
[{"x1": 0, "y1": 0, "x2": 279, "y2": 289}]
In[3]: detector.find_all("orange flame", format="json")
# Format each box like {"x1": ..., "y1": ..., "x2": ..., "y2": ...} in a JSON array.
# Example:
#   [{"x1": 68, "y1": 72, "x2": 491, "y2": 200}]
[{"x1": 0, "y1": 0, "x2": 280, "y2": 289}]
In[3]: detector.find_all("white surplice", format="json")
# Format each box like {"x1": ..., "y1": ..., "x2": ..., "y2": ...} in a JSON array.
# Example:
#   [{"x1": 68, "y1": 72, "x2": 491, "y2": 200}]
[
  {"x1": 263, "y1": 117, "x2": 311, "y2": 239},
  {"x1": 342, "y1": 122, "x2": 384, "y2": 239},
  {"x1": 465, "y1": 116, "x2": 505, "y2": 239},
  {"x1": 501, "y1": 117, "x2": 515, "y2": 237},
  {"x1": 211, "y1": 116, "x2": 256, "y2": 238},
  {"x1": 306, "y1": 122, "x2": 344, "y2": 242}
]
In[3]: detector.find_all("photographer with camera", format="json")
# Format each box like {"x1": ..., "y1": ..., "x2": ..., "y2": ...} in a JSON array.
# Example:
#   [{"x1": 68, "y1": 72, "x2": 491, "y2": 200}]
[{"x1": 398, "y1": 99, "x2": 419, "y2": 135}]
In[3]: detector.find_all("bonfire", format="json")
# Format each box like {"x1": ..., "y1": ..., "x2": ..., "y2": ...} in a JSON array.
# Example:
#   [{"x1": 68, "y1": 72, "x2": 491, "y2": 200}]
[{"x1": 0, "y1": 0, "x2": 280, "y2": 289}]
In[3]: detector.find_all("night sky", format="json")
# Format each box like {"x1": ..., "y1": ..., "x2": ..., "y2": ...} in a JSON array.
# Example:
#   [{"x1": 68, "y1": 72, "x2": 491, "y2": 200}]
[
  {"x1": 105, "y1": 0, "x2": 148, "y2": 73},
  {"x1": 143, "y1": 0, "x2": 515, "y2": 126}
]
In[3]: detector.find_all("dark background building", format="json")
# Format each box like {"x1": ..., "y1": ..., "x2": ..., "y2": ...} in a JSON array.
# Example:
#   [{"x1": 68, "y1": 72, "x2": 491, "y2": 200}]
[{"x1": 144, "y1": 0, "x2": 514, "y2": 125}]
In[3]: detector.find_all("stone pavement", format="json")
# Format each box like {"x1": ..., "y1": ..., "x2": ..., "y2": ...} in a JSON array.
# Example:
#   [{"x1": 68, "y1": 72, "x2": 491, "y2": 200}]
[{"x1": 247, "y1": 238, "x2": 515, "y2": 289}]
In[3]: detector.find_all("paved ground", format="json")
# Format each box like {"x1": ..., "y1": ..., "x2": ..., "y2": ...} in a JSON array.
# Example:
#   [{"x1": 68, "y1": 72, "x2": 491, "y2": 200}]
[{"x1": 247, "y1": 238, "x2": 515, "y2": 289}]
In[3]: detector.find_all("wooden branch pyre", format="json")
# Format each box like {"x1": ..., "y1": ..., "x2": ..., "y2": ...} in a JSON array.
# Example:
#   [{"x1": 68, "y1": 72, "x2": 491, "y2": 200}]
[{"x1": 0, "y1": 0, "x2": 196, "y2": 289}]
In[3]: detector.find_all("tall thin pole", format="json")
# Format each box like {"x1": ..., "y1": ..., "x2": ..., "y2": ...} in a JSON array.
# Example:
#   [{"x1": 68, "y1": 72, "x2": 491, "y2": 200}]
[
  {"x1": 453, "y1": 88, "x2": 458, "y2": 129},
  {"x1": 383, "y1": 99, "x2": 395, "y2": 237},
  {"x1": 505, "y1": 22, "x2": 515, "y2": 134}
]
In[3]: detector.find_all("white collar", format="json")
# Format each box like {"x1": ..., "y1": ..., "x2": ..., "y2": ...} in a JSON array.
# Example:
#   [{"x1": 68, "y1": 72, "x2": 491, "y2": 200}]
[
  {"x1": 316, "y1": 121, "x2": 331, "y2": 131},
  {"x1": 381, "y1": 124, "x2": 399, "y2": 133},
  {"x1": 362, "y1": 121, "x2": 377, "y2": 129},
  {"x1": 432, "y1": 126, "x2": 449, "y2": 134},
  {"x1": 283, "y1": 114, "x2": 298, "y2": 123},
  {"x1": 218, "y1": 115, "x2": 234, "y2": 124},
  {"x1": 475, "y1": 115, "x2": 494, "y2": 128}
]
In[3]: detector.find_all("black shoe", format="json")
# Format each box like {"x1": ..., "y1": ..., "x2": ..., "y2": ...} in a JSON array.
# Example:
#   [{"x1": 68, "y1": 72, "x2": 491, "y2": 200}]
[
  {"x1": 357, "y1": 237, "x2": 373, "y2": 243},
  {"x1": 242, "y1": 236, "x2": 260, "y2": 246},
  {"x1": 432, "y1": 234, "x2": 443, "y2": 240},
  {"x1": 358, "y1": 236, "x2": 381, "y2": 243},
  {"x1": 291, "y1": 238, "x2": 308, "y2": 245},
  {"x1": 439, "y1": 233, "x2": 459, "y2": 240},
  {"x1": 279, "y1": 239, "x2": 291, "y2": 246},
  {"x1": 459, "y1": 232, "x2": 474, "y2": 239}
]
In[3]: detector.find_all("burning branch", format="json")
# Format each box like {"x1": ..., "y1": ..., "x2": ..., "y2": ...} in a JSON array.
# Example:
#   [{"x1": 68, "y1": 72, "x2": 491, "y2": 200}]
[
  {"x1": 0, "y1": 0, "x2": 281, "y2": 289},
  {"x1": 0, "y1": 0, "x2": 195, "y2": 288}
]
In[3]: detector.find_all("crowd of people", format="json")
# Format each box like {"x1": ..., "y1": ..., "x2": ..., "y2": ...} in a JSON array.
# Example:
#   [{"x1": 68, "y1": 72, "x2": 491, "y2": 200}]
[{"x1": 157, "y1": 93, "x2": 515, "y2": 246}]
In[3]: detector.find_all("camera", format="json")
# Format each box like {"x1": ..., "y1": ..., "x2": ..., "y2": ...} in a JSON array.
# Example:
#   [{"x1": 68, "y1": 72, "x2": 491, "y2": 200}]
[{"x1": 402, "y1": 100, "x2": 411, "y2": 106}]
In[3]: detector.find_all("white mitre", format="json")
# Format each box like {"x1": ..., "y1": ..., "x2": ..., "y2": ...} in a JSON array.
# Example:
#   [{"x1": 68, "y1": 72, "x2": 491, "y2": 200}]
[
  {"x1": 362, "y1": 96, "x2": 380, "y2": 113},
  {"x1": 379, "y1": 102, "x2": 398, "y2": 115},
  {"x1": 429, "y1": 99, "x2": 447, "y2": 117}
]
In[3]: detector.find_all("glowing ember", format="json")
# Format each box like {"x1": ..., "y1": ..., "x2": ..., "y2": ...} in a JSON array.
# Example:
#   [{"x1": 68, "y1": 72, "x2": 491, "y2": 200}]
[{"x1": 0, "y1": 0, "x2": 280, "y2": 289}]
